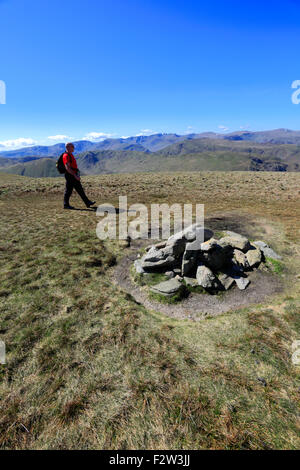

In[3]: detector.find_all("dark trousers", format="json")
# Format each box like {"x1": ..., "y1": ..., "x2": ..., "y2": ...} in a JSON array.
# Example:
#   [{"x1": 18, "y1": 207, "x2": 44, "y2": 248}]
[{"x1": 64, "y1": 172, "x2": 90, "y2": 207}]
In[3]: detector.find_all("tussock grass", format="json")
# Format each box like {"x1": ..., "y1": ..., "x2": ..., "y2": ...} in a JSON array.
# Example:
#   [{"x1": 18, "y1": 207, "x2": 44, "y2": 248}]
[{"x1": 0, "y1": 171, "x2": 299, "y2": 449}]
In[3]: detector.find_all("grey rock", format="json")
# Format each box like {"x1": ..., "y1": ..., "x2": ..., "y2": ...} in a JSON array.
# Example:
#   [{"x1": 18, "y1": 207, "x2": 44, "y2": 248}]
[
  {"x1": 141, "y1": 256, "x2": 176, "y2": 272},
  {"x1": 219, "y1": 232, "x2": 251, "y2": 252},
  {"x1": 225, "y1": 264, "x2": 250, "y2": 289},
  {"x1": 253, "y1": 240, "x2": 268, "y2": 248},
  {"x1": 173, "y1": 268, "x2": 181, "y2": 275},
  {"x1": 181, "y1": 241, "x2": 200, "y2": 276},
  {"x1": 235, "y1": 276, "x2": 250, "y2": 290},
  {"x1": 141, "y1": 244, "x2": 181, "y2": 271},
  {"x1": 196, "y1": 264, "x2": 217, "y2": 289},
  {"x1": 134, "y1": 226, "x2": 268, "y2": 298},
  {"x1": 145, "y1": 241, "x2": 166, "y2": 252},
  {"x1": 167, "y1": 224, "x2": 213, "y2": 246},
  {"x1": 253, "y1": 241, "x2": 282, "y2": 260},
  {"x1": 218, "y1": 273, "x2": 235, "y2": 290},
  {"x1": 200, "y1": 238, "x2": 218, "y2": 252},
  {"x1": 231, "y1": 259, "x2": 244, "y2": 274},
  {"x1": 182, "y1": 256, "x2": 198, "y2": 276},
  {"x1": 232, "y1": 249, "x2": 249, "y2": 269},
  {"x1": 134, "y1": 259, "x2": 145, "y2": 274},
  {"x1": 200, "y1": 245, "x2": 229, "y2": 272},
  {"x1": 165, "y1": 271, "x2": 175, "y2": 279},
  {"x1": 171, "y1": 243, "x2": 186, "y2": 258},
  {"x1": 150, "y1": 278, "x2": 182, "y2": 297},
  {"x1": 163, "y1": 240, "x2": 186, "y2": 258},
  {"x1": 184, "y1": 238, "x2": 202, "y2": 251},
  {"x1": 143, "y1": 245, "x2": 173, "y2": 263},
  {"x1": 228, "y1": 261, "x2": 244, "y2": 275},
  {"x1": 246, "y1": 245, "x2": 262, "y2": 268},
  {"x1": 184, "y1": 277, "x2": 199, "y2": 287},
  {"x1": 165, "y1": 236, "x2": 187, "y2": 251}
]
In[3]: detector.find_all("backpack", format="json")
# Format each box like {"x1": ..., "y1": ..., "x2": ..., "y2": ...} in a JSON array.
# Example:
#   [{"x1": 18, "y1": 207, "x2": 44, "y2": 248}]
[{"x1": 56, "y1": 153, "x2": 66, "y2": 174}]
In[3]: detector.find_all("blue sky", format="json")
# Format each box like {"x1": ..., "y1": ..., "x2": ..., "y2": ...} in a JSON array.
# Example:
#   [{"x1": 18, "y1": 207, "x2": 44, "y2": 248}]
[{"x1": 0, "y1": 0, "x2": 300, "y2": 149}]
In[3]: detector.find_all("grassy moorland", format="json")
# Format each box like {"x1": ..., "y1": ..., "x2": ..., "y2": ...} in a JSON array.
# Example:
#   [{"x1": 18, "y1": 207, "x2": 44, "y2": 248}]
[{"x1": 0, "y1": 171, "x2": 299, "y2": 450}]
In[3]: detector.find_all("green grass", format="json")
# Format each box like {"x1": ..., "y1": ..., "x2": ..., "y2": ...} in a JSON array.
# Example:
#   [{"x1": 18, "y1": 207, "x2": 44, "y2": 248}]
[
  {"x1": 132, "y1": 270, "x2": 168, "y2": 287},
  {"x1": 0, "y1": 171, "x2": 299, "y2": 449},
  {"x1": 266, "y1": 257, "x2": 285, "y2": 274},
  {"x1": 183, "y1": 281, "x2": 207, "y2": 295},
  {"x1": 149, "y1": 285, "x2": 189, "y2": 304}
]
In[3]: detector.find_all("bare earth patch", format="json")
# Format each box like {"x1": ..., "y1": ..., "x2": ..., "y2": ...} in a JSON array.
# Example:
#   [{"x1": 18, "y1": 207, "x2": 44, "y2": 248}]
[
  {"x1": 112, "y1": 213, "x2": 283, "y2": 320},
  {"x1": 113, "y1": 252, "x2": 282, "y2": 320}
]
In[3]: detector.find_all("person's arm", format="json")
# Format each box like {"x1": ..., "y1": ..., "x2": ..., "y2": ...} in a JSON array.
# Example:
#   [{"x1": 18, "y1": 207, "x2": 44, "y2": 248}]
[{"x1": 65, "y1": 162, "x2": 80, "y2": 180}]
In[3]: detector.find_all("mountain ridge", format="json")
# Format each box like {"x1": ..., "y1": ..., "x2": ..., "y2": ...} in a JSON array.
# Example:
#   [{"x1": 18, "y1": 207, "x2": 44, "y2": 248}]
[
  {"x1": 1, "y1": 137, "x2": 299, "y2": 177},
  {"x1": 2, "y1": 128, "x2": 300, "y2": 159}
]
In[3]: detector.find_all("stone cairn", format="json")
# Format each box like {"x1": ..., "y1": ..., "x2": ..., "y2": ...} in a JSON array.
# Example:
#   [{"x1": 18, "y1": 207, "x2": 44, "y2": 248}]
[{"x1": 134, "y1": 224, "x2": 281, "y2": 298}]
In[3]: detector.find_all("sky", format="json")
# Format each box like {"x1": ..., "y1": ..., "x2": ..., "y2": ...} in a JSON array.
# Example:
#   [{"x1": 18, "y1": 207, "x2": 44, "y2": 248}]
[{"x1": 0, "y1": 0, "x2": 300, "y2": 149}]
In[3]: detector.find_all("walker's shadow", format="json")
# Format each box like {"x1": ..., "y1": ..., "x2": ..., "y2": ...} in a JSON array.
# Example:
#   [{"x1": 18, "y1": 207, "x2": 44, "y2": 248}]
[
  {"x1": 69, "y1": 207, "x2": 133, "y2": 213},
  {"x1": 94, "y1": 206, "x2": 136, "y2": 214},
  {"x1": 71, "y1": 207, "x2": 97, "y2": 212}
]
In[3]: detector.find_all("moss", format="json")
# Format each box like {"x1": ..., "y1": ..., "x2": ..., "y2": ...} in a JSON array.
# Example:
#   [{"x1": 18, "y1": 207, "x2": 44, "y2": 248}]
[
  {"x1": 214, "y1": 231, "x2": 226, "y2": 239},
  {"x1": 149, "y1": 285, "x2": 189, "y2": 304},
  {"x1": 142, "y1": 272, "x2": 169, "y2": 286},
  {"x1": 132, "y1": 266, "x2": 168, "y2": 287},
  {"x1": 183, "y1": 281, "x2": 207, "y2": 295}
]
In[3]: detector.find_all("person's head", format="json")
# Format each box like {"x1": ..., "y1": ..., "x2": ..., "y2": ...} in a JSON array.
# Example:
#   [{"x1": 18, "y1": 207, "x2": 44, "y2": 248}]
[{"x1": 66, "y1": 142, "x2": 74, "y2": 154}]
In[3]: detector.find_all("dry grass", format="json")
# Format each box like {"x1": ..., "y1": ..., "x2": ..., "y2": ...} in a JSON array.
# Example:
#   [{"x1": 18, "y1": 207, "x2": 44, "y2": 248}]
[{"x1": 0, "y1": 171, "x2": 299, "y2": 449}]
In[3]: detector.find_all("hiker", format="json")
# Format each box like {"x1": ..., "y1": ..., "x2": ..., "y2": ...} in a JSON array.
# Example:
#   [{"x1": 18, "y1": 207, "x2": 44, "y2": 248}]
[{"x1": 62, "y1": 143, "x2": 95, "y2": 209}]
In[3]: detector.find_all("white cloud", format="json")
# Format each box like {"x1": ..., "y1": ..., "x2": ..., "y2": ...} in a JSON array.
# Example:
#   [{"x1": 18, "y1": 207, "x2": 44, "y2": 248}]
[
  {"x1": 239, "y1": 125, "x2": 250, "y2": 130},
  {"x1": 0, "y1": 138, "x2": 37, "y2": 150},
  {"x1": 48, "y1": 135, "x2": 70, "y2": 141},
  {"x1": 136, "y1": 129, "x2": 154, "y2": 136},
  {"x1": 218, "y1": 125, "x2": 229, "y2": 132},
  {"x1": 184, "y1": 126, "x2": 195, "y2": 134},
  {"x1": 84, "y1": 132, "x2": 115, "y2": 141}
]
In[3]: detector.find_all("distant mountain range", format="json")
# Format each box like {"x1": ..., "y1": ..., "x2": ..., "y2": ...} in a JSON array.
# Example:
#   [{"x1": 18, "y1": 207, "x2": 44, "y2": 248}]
[
  {"x1": 3, "y1": 128, "x2": 300, "y2": 158},
  {"x1": 0, "y1": 129, "x2": 299, "y2": 177}
]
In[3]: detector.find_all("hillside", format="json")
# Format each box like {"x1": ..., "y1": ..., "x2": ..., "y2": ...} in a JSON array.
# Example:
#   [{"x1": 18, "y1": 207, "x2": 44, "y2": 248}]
[
  {"x1": 0, "y1": 136, "x2": 299, "y2": 177},
  {"x1": 0, "y1": 171, "x2": 299, "y2": 449},
  {"x1": 0, "y1": 156, "x2": 44, "y2": 167},
  {"x1": 67, "y1": 139, "x2": 300, "y2": 174},
  {"x1": 157, "y1": 139, "x2": 300, "y2": 171},
  {"x1": 74, "y1": 147, "x2": 251, "y2": 174},
  {"x1": 3, "y1": 128, "x2": 300, "y2": 160},
  {"x1": 1, "y1": 158, "x2": 58, "y2": 178},
  {"x1": 223, "y1": 128, "x2": 300, "y2": 145}
]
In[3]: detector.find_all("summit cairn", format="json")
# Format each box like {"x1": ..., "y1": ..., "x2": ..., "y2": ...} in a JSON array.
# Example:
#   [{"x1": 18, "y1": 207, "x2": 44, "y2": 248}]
[{"x1": 134, "y1": 226, "x2": 278, "y2": 298}]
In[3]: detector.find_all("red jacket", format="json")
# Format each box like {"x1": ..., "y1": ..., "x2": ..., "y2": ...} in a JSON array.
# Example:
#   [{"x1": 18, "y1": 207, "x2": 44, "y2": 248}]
[{"x1": 63, "y1": 152, "x2": 78, "y2": 170}]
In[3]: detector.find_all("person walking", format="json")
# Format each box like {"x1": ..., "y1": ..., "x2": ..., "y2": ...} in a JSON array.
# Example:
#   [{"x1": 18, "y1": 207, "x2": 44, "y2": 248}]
[{"x1": 63, "y1": 143, "x2": 95, "y2": 209}]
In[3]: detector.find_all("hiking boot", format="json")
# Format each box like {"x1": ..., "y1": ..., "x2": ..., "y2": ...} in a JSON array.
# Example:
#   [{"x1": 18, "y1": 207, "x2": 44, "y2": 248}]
[
  {"x1": 86, "y1": 200, "x2": 96, "y2": 208},
  {"x1": 64, "y1": 205, "x2": 75, "y2": 210}
]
